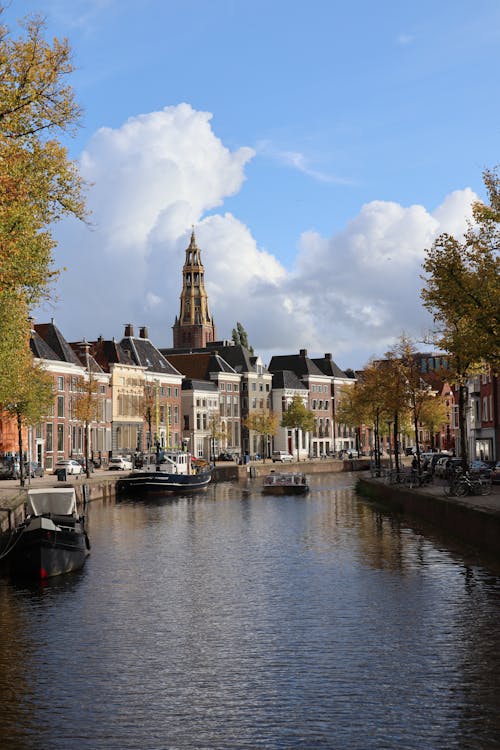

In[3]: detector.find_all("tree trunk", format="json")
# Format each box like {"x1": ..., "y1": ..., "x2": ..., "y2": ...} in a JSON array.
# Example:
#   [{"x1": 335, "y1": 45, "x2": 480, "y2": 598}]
[
  {"x1": 458, "y1": 383, "x2": 469, "y2": 470},
  {"x1": 16, "y1": 411, "x2": 25, "y2": 487},
  {"x1": 393, "y1": 412, "x2": 400, "y2": 473}
]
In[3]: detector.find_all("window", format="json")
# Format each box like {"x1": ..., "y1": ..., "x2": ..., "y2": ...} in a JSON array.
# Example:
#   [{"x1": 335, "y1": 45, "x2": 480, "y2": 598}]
[
  {"x1": 184, "y1": 415, "x2": 190, "y2": 430},
  {"x1": 46, "y1": 423, "x2": 53, "y2": 451},
  {"x1": 227, "y1": 383, "x2": 232, "y2": 392},
  {"x1": 57, "y1": 424, "x2": 64, "y2": 452},
  {"x1": 57, "y1": 395, "x2": 64, "y2": 418},
  {"x1": 57, "y1": 376, "x2": 64, "y2": 391},
  {"x1": 174, "y1": 406, "x2": 179, "y2": 425}
]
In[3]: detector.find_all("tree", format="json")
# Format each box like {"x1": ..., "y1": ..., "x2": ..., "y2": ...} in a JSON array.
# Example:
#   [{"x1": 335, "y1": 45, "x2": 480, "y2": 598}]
[
  {"x1": 418, "y1": 395, "x2": 450, "y2": 452},
  {"x1": 0, "y1": 10, "x2": 86, "y2": 403},
  {"x1": 208, "y1": 414, "x2": 225, "y2": 461},
  {"x1": 243, "y1": 409, "x2": 279, "y2": 462},
  {"x1": 3, "y1": 359, "x2": 54, "y2": 486},
  {"x1": 231, "y1": 322, "x2": 254, "y2": 355},
  {"x1": 421, "y1": 169, "x2": 500, "y2": 464},
  {"x1": 73, "y1": 374, "x2": 99, "y2": 478},
  {"x1": 281, "y1": 395, "x2": 315, "y2": 462}
]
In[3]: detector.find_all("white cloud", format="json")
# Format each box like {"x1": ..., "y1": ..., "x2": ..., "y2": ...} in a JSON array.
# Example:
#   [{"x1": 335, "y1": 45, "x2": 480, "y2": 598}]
[{"x1": 36, "y1": 103, "x2": 477, "y2": 370}]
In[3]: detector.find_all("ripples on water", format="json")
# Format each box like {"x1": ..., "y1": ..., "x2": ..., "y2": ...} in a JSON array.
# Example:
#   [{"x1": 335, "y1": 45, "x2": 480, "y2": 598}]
[{"x1": 1, "y1": 473, "x2": 499, "y2": 749}]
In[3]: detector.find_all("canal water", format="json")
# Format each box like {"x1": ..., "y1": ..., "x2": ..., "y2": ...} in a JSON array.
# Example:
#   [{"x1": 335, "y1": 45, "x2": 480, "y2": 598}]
[{"x1": 1, "y1": 473, "x2": 499, "y2": 750}]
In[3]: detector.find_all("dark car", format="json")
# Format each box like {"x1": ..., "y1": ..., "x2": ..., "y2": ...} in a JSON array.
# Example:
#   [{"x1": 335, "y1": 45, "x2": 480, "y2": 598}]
[
  {"x1": 217, "y1": 452, "x2": 234, "y2": 462},
  {"x1": 491, "y1": 462, "x2": 500, "y2": 484},
  {"x1": 0, "y1": 457, "x2": 20, "y2": 479}
]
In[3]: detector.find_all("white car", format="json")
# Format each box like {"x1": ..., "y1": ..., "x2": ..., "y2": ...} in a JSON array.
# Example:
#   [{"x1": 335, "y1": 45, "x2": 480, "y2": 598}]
[
  {"x1": 109, "y1": 456, "x2": 133, "y2": 471},
  {"x1": 53, "y1": 459, "x2": 83, "y2": 476},
  {"x1": 272, "y1": 451, "x2": 294, "y2": 463}
]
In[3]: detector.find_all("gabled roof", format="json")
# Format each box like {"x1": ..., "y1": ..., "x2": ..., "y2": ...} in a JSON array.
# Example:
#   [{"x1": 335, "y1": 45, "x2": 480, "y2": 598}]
[
  {"x1": 30, "y1": 329, "x2": 60, "y2": 361},
  {"x1": 69, "y1": 343, "x2": 105, "y2": 375},
  {"x1": 312, "y1": 353, "x2": 349, "y2": 379},
  {"x1": 271, "y1": 370, "x2": 307, "y2": 390},
  {"x1": 34, "y1": 322, "x2": 81, "y2": 366},
  {"x1": 89, "y1": 338, "x2": 136, "y2": 372},
  {"x1": 268, "y1": 350, "x2": 324, "y2": 379},
  {"x1": 120, "y1": 335, "x2": 182, "y2": 376},
  {"x1": 165, "y1": 352, "x2": 236, "y2": 380},
  {"x1": 205, "y1": 344, "x2": 264, "y2": 374},
  {"x1": 181, "y1": 379, "x2": 219, "y2": 392}
]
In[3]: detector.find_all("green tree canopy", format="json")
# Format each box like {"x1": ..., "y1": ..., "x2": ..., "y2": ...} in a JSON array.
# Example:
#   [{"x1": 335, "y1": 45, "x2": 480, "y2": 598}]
[{"x1": 281, "y1": 395, "x2": 315, "y2": 461}]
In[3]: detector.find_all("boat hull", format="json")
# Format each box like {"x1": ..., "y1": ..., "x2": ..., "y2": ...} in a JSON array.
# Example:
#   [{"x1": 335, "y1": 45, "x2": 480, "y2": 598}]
[
  {"x1": 115, "y1": 470, "x2": 212, "y2": 495},
  {"x1": 262, "y1": 484, "x2": 309, "y2": 495},
  {"x1": 10, "y1": 524, "x2": 90, "y2": 580}
]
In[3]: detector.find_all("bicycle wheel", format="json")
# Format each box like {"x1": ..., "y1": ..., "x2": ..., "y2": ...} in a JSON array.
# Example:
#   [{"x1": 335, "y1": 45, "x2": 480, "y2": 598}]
[
  {"x1": 480, "y1": 481, "x2": 492, "y2": 496},
  {"x1": 455, "y1": 481, "x2": 468, "y2": 497},
  {"x1": 444, "y1": 483, "x2": 456, "y2": 496}
]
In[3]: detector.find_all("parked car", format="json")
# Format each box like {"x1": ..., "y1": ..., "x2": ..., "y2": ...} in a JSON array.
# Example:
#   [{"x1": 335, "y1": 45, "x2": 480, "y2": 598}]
[
  {"x1": 491, "y1": 462, "x2": 500, "y2": 484},
  {"x1": 217, "y1": 452, "x2": 234, "y2": 462},
  {"x1": 469, "y1": 460, "x2": 492, "y2": 476},
  {"x1": 25, "y1": 461, "x2": 44, "y2": 478},
  {"x1": 0, "y1": 457, "x2": 20, "y2": 479},
  {"x1": 272, "y1": 451, "x2": 294, "y2": 463},
  {"x1": 53, "y1": 459, "x2": 83, "y2": 476},
  {"x1": 108, "y1": 456, "x2": 133, "y2": 471}
]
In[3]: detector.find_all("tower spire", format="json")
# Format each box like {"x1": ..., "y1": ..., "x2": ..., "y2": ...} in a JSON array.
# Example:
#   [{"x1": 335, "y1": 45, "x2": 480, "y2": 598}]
[{"x1": 172, "y1": 228, "x2": 216, "y2": 348}]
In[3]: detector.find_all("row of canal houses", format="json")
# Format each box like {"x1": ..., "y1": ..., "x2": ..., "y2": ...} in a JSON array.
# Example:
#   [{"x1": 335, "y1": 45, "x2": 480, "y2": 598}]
[
  {"x1": 2, "y1": 317, "x2": 497, "y2": 471},
  {"x1": 0, "y1": 229, "x2": 498, "y2": 469},
  {"x1": 0, "y1": 320, "x2": 359, "y2": 470}
]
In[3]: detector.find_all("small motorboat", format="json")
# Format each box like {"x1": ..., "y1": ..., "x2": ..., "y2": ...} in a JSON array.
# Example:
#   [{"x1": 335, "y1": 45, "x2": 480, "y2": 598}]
[
  {"x1": 8, "y1": 487, "x2": 90, "y2": 580},
  {"x1": 115, "y1": 450, "x2": 212, "y2": 495},
  {"x1": 262, "y1": 471, "x2": 310, "y2": 495}
]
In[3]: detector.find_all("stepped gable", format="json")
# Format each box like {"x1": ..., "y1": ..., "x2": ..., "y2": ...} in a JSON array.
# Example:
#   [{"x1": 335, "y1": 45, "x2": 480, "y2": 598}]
[
  {"x1": 119, "y1": 325, "x2": 182, "y2": 376},
  {"x1": 268, "y1": 348, "x2": 324, "y2": 378},
  {"x1": 271, "y1": 370, "x2": 307, "y2": 390},
  {"x1": 165, "y1": 351, "x2": 236, "y2": 380},
  {"x1": 312, "y1": 353, "x2": 348, "y2": 379},
  {"x1": 34, "y1": 322, "x2": 81, "y2": 366},
  {"x1": 29, "y1": 328, "x2": 61, "y2": 361}
]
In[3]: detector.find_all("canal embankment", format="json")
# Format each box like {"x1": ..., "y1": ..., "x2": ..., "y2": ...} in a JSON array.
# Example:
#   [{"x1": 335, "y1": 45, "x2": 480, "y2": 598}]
[
  {"x1": 0, "y1": 457, "x2": 372, "y2": 533},
  {"x1": 357, "y1": 475, "x2": 500, "y2": 559}
]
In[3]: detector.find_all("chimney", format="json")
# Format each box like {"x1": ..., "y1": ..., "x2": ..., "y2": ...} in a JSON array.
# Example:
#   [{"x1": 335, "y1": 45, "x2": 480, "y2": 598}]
[
  {"x1": 139, "y1": 326, "x2": 149, "y2": 339},
  {"x1": 299, "y1": 348, "x2": 308, "y2": 357},
  {"x1": 124, "y1": 323, "x2": 134, "y2": 337},
  {"x1": 325, "y1": 353, "x2": 332, "y2": 361}
]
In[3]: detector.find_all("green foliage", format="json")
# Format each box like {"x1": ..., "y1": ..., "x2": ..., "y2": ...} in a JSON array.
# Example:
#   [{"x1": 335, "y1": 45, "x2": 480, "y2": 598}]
[
  {"x1": 231, "y1": 322, "x2": 254, "y2": 355},
  {"x1": 244, "y1": 409, "x2": 279, "y2": 461},
  {"x1": 0, "y1": 9, "x2": 86, "y2": 412}
]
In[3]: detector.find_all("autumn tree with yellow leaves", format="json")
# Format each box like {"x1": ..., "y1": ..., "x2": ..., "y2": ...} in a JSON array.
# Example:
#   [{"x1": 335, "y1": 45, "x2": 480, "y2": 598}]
[{"x1": 0, "y1": 8, "x2": 86, "y2": 408}]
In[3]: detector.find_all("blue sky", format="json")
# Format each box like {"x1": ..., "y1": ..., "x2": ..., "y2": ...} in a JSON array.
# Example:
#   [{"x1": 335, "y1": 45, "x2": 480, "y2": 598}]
[{"x1": 4, "y1": 0, "x2": 500, "y2": 369}]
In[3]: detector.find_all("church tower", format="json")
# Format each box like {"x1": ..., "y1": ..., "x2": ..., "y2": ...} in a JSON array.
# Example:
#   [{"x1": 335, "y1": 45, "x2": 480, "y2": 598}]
[{"x1": 172, "y1": 229, "x2": 216, "y2": 348}]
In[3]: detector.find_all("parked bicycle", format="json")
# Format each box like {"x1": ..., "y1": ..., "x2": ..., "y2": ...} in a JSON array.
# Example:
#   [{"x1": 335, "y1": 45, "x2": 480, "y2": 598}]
[{"x1": 444, "y1": 470, "x2": 492, "y2": 497}]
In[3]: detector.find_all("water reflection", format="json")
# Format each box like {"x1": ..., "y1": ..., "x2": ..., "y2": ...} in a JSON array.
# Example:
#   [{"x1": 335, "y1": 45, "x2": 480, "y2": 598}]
[{"x1": 0, "y1": 473, "x2": 499, "y2": 749}]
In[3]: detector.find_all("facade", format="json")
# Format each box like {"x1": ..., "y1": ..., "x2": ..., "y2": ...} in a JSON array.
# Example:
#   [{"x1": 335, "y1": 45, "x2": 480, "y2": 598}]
[
  {"x1": 312, "y1": 353, "x2": 358, "y2": 455},
  {"x1": 180, "y1": 379, "x2": 220, "y2": 458},
  {"x1": 202, "y1": 342, "x2": 273, "y2": 459},
  {"x1": 172, "y1": 229, "x2": 216, "y2": 349},
  {"x1": 119, "y1": 325, "x2": 184, "y2": 451},
  {"x1": 270, "y1": 370, "x2": 310, "y2": 458},
  {"x1": 269, "y1": 349, "x2": 335, "y2": 458},
  {"x1": 31, "y1": 322, "x2": 112, "y2": 470},
  {"x1": 165, "y1": 352, "x2": 242, "y2": 457}
]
